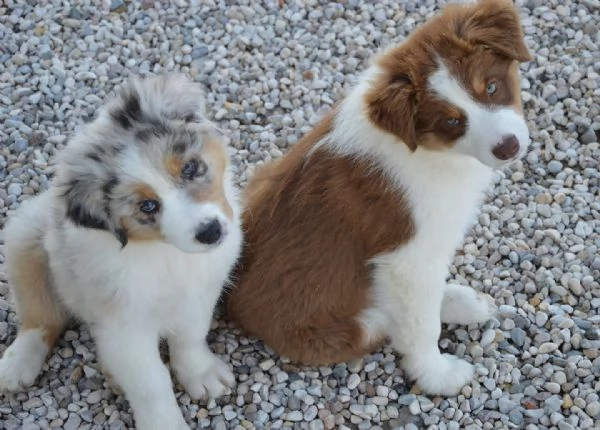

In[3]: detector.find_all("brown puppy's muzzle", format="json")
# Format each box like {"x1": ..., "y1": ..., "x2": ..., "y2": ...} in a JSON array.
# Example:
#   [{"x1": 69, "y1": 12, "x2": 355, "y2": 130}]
[{"x1": 492, "y1": 134, "x2": 520, "y2": 160}]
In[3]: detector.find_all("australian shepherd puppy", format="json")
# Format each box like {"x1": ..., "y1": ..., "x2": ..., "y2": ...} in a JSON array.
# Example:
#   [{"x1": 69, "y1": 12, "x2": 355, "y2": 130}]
[
  {"x1": 0, "y1": 75, "x2": 242, "y2": 429},
  {"x1": 227, "y1": 0, "x2": 531, "y2": 396}
]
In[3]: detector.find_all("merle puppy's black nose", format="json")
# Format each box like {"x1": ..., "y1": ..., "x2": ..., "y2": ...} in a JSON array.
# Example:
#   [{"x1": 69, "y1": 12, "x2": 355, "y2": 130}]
[
  {"x1": 492, "y1": 135, "x2": 520, "y2": 161},
  {"x1": 195, "y1": 219, "x2": 222, "y2": 245}
]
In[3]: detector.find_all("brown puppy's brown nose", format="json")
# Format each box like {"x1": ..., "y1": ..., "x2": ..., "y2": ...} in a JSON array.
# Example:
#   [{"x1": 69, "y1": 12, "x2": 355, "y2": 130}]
[{"x1": 492, "y1": 135, "x2": 520, "y2": 161}]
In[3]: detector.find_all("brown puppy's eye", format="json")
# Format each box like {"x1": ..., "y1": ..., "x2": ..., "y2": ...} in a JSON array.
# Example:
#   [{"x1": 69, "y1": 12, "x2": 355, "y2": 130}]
[
  {"x1": 446, "y1": 118, "x2": 460, "y2": 127},
  {"x1": 486, "y1": 81, "x2": 498, "y2": 95},
  {"x1": 139, "y1": 199, "x2": 160, "y2": 214}
]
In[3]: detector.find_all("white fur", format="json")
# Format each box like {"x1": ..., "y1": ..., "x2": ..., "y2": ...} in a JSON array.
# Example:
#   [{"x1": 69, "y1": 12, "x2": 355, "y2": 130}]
[
  {"x1": 0, "y1": 184, "x2": 241, "y2": 429},
  {"x1": 118, "y1": 145, "x2": 234, "y2": 254},
  {"x1": 429, "y1": 64, "x2": 530, "y2": 169},
  {"x1": 0, "y1": 329, "x2": 49, "y2": 391},
  {"x1": 0, "y1": 152, "x2": 241, "y2": 430},
  {"x1": 326, "y1": 63, "x2": 525, "y2": 395},
  {"x1": 441, "y1": 283, "x2": 498, "y2": 325},
  {"x1": 161, "y1": 197, "x2": 230, "y2": 253},
  {"x1": 0, "y1": 75, "x2": 241, "y2": 429}
]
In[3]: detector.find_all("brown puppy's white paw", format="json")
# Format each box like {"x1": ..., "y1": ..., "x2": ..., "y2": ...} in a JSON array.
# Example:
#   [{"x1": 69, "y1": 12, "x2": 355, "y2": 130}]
[{"x1": 441, "y1": 283, "x2": 498, "y2": 325}]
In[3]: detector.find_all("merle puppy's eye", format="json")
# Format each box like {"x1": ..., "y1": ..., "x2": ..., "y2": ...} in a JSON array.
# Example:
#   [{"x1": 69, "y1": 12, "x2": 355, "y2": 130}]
[
  {"x1": 139, "y1": 199, "x2": 160, "y2": 214},
  {"x1": 486, "y1": 81, "x2": 498, "y2": 95},
  {"x1": 182, "y1": 160, "x2": 198, "y2": 180},
  {"x1": 446, "y1": 118, "x2": 460, "y2": 127},
  {"x1": 184, "y1": 113, "x2": 197, "y2": 123},
  {"x1": 181, "y1": 159, "x2": 206, "y2": 180}
]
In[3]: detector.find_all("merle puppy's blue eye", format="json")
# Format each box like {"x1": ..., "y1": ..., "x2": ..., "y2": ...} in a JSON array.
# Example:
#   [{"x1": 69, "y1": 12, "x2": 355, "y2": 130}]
[
  {"x1": 139, "y1": 199, "x2": 160, "y2": 214},
  {"x1": 446, "y1": 118, "x2": 460, "y2": 127},
  {"x1": 181, "y1": 159, "x2": 206, "y2": 180}
]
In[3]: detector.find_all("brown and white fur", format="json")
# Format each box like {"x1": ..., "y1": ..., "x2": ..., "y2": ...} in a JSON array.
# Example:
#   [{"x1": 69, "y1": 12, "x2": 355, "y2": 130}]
[
  {"x1": 227, "y1": 0, "x2": 531, "y2": 396},
  {"x1": 0, "y1": 75, "x2": 242, "y2": 429}
]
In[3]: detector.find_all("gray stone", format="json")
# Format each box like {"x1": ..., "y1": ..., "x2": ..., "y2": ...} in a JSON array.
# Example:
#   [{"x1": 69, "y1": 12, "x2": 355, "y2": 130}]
[
  {"x1": 580, "y1": 127, "x2": 598, "y2": 144},
  {"x1": 547, "y1": 160, "x2": 563, "y2": 174},
  {"x1": 191, "y1": 46, "x2": 209, "y2": 59},
  {"x1": 508, "y1": 409, "x2": 524, "y2": 426},
  {"x1": 544, "y1": 395, "x2": 563, "y2": 414},
  {"x1": 283, "y1": 411, "x2": 303, "y2": 421},
  {"x1": 347, "y1": 373, "x2": 361, "y2": 390},
  {"x1": 64, "y1": 414, "x2": 82, "y2": 430},
  {"x1": 7, "y1": 183, "x2": 22, "y2": 196},
  {"x1": 586, "y1": 401, "x2": 600, "y2": 418},
  {"x1": 498, "y1": 397, "x2": 517, "y2": 414},
  {"x1": 14, "y1": 138, "x2": 28, "y2": 152},
  {"x1": 110, "y1": 0, "x2": 126, "y2": 12},
  {"x1": 511, "y1": 327, "x2": 527, "y2": 347},
  {"x1": 524, "y1": 408, "x2": 545, "y2": 420}
]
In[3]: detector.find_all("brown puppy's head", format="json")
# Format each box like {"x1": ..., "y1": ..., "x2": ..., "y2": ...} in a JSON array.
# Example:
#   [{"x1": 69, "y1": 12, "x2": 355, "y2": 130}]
[{"x1": 365, "y1": 0, "x2": 531, "y2": 168}]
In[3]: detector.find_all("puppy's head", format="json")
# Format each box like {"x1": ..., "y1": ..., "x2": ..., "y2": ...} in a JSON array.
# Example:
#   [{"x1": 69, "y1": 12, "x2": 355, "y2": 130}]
[
  {"x1": 366, "y1": 0, "x2": 531, "y2": 168},
  {"x1": 55, "y1": 74, "x2": 235, "y2": 253}
]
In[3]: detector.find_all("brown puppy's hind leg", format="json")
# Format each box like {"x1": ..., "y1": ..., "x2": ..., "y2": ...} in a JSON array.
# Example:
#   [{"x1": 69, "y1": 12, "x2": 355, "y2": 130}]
[
  {"x1": 283, "y1": 321, "x2": 375, "y2": 366},
  {"x1": 227, "y1": 291, "x2": 373, "y2": 366}
]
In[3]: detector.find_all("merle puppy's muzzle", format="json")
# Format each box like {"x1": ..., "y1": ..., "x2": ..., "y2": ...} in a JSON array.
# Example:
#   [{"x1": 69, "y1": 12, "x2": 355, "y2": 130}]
[{"x1": 195, "y1": 219, "x2": 224, "y2": 245}]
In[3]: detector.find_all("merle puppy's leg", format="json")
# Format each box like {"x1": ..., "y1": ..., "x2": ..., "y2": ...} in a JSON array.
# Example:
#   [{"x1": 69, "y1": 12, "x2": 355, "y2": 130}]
[
  {"x1": 94, "y1": 323, "x2": 189, "y2": 430},
  {"x1": 167, "y1": 297, "x2": 234, "y2": 400}
]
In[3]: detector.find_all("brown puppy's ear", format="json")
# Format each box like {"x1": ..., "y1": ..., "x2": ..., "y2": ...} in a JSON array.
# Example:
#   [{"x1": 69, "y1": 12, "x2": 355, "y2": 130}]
[
  {"x1": 452, "y1": 0, "x2": 532, "y2": 63},
  {"x1": 365, "y1": 70, "x2": 419, "y2": 151}
]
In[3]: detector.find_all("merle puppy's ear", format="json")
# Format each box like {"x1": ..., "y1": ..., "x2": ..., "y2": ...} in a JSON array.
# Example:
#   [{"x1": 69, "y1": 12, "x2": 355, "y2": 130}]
[
  {"x1": 452, "y1": 0, "x2": 531, "y2": 62},
  {"x1": 124, "y1": 73, "x2": 209, "y2": 125},
  {"x1": 60, "y1": 172, "x2": 128, "y2": 247},
  {"x1": 109, "y1": 84, "x2": 143, "y2": 131}
]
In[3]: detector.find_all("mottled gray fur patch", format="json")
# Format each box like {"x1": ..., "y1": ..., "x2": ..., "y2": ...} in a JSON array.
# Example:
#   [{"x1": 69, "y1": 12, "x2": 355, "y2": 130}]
[{"x1": 52, "y1": 73, "x2": 223, "y2": 246}]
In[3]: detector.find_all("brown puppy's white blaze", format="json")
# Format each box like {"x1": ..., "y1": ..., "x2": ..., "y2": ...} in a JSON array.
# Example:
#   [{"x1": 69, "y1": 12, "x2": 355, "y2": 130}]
[{"x1": 226, "y1": 0, "x2": 531, "y2": 395}]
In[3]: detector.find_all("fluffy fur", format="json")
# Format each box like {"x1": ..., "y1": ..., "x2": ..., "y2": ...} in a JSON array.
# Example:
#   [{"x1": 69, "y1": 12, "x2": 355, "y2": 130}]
[
  {"x1": 227, "y1": 0, "x2": 531, "y2": 396},
  {"x1": 0, "y1": 74, "x2": 242, "y2": 429}
]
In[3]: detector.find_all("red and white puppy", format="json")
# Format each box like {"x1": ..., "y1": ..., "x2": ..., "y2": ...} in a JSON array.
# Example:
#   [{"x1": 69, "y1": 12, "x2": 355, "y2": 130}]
[{"x1": 227, "y1": 0, "x2": 531, "y2": 396}]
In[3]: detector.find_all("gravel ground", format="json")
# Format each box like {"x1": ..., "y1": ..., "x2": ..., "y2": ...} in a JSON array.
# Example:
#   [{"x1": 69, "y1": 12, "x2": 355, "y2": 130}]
[{"x1": 1, "y1": 0, "x2": 599, "y2": 429}]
